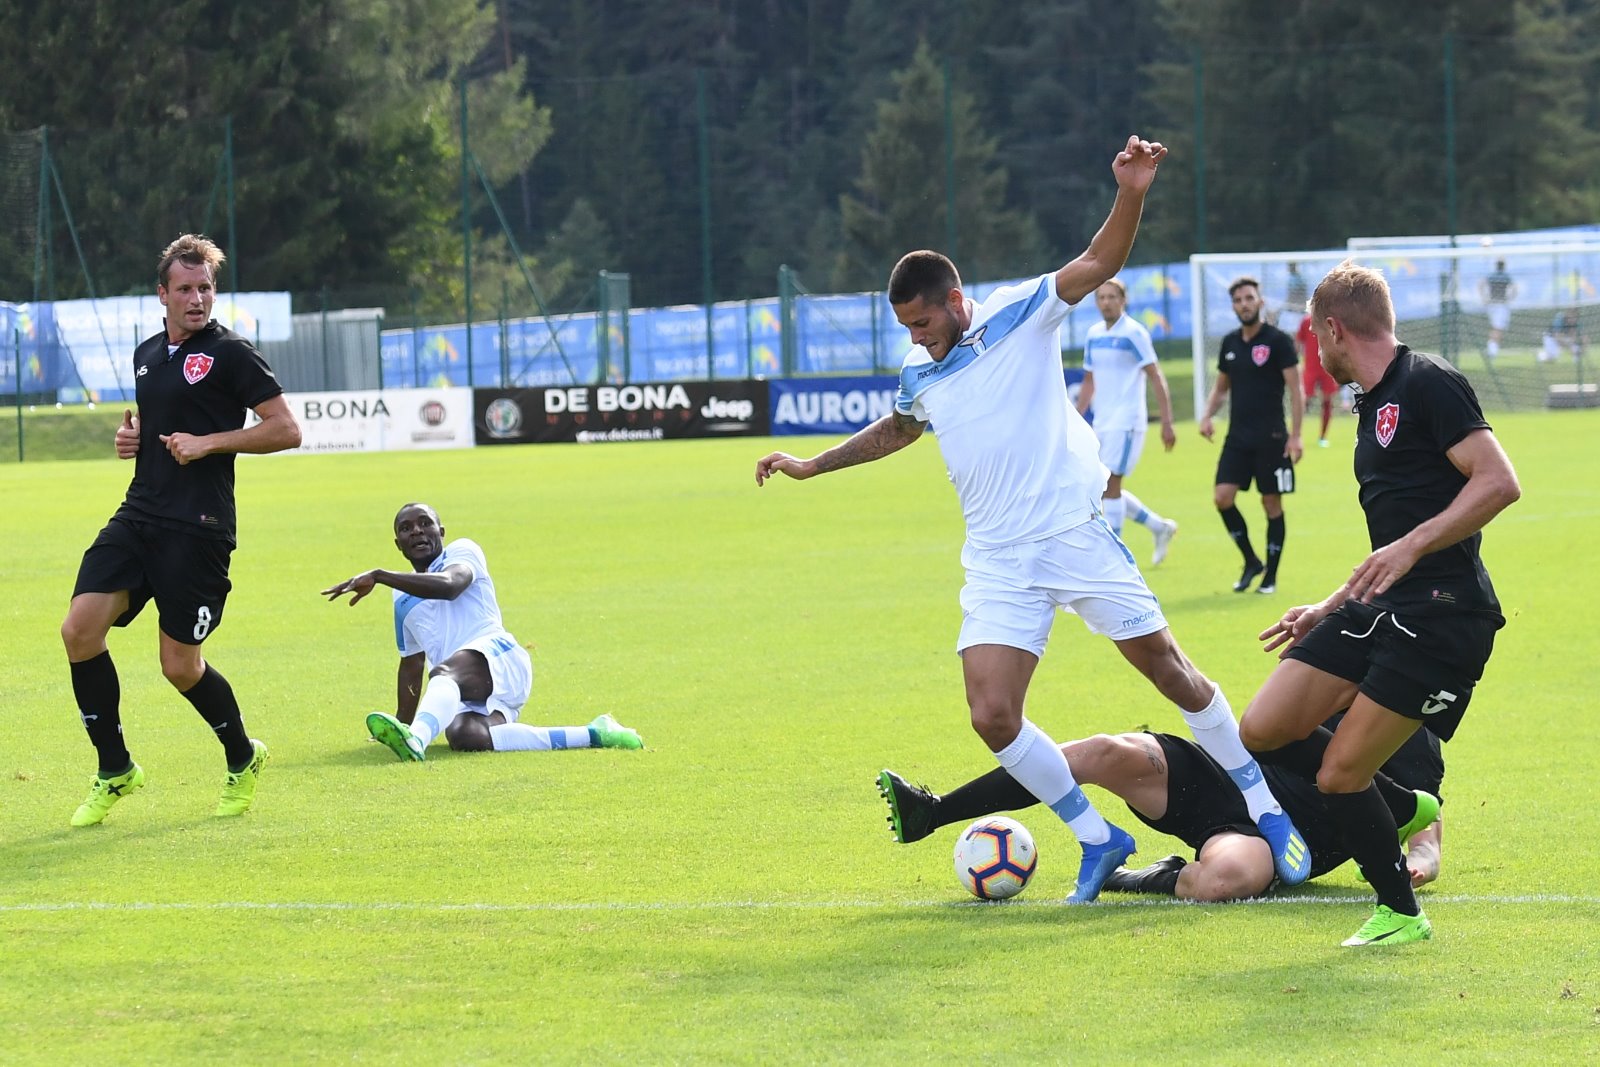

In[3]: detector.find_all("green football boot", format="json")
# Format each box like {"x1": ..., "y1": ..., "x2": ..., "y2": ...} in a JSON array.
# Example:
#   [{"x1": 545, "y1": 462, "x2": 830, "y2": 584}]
[
  {"x1": 367, "y1": 712, "x2": 426, "y2": 762},
  {"x1": 587, "y1": 714, "x2": 644, "y2": 750},
  {"x1": 1397, "y1": 790, "x2": 1441, "y2": 846},
  {"x1": 1341, "y1": 905, "x2": 1433, "y2": 947},
  {"x1": 70, "y1": 763, "x2": 147, "y2": 827},
  {"x1": 216, "y1": 739, "x2": 269, "y2": 816}
]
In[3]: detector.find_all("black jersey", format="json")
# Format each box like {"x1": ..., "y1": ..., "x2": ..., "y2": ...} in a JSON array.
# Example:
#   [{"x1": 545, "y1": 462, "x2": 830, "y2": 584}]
[
  {"x1": 117, "y1": 321, "x2": 283, "y2": 543},
  {"x1": 1352, "y1": 346, "x2": 1499, "y2": 618},
  {"x1": 1217, "y1": 323, "x2": 1297, "y2": 445}
]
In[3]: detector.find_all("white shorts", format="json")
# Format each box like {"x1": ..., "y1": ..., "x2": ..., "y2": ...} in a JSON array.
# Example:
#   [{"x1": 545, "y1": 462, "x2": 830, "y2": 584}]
[
  {"x1": 461, "y1": 633, "x2": 533, "y2": 721},
  {"x1": 1542, "y1": 334, "x2": 1579, "y2": 361},
  {"x1": 957, "y1": 518, "x2": 1168, "y2": 657},
  {"x1": 1487, "y1": 304, "x2": 1510, "y2": 332},
  {"x1": 1096, "y1": 426, "x2": 1146, "y2": 478}
]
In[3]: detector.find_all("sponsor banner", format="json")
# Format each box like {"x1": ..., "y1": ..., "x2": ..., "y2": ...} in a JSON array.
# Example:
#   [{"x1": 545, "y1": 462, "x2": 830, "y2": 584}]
[
  {"x1": 474, "y1": 379, "x2": 769, "y2": 445},
  {"x1": 248, "y1": 388, "x2": 474, "y2": 454},
  {"x1": 769, "y1": 376, "x2": 898, "y2": 436}
]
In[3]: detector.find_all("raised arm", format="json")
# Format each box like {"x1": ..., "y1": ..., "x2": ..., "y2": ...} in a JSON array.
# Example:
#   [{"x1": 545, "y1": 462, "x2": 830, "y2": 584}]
[
  {"x1": 1055, "y1": 136, "x2": 1167, "y2": 307},
  {"x1": 1346, "y1": 428, "x2": 1520, "y2": 603},
  {"x1": 755, "y1": 411, "x2": 925, "y2": 485},
  {"x1": 323, "y1": 562, "x2": 474, "y2": 605}
]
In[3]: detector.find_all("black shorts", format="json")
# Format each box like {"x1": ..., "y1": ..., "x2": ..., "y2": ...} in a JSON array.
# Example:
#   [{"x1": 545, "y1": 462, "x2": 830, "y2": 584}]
[
  {"x1": 1125, "y1": 734, "x2": 1260, "y2": 854},
  {"x1": 1284, "y1": 600, "x2": 1500, "y2": 741},
  {"x1": 73, "y1": 517, "x2": 233, "y2": 645},
  {"x1": 1216, "y1": 438, "x2": 1295, "y2": 495}
]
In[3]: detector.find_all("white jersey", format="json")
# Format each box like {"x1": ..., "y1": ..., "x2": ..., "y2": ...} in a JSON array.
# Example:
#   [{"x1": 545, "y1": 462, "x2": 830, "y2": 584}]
[
  {"x1": 393, "y1": 538, "x2": 515, "y2": 665},
  {"x1": 895, "y1": 274, "x2": 1104, "y2": 550},
  {"x1": 1082, "y1": 313, "x2": 1157, "y2": 434}
]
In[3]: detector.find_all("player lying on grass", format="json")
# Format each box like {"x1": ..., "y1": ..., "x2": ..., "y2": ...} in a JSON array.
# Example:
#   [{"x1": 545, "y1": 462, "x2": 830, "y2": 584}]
[
  {"x1": 322, "y1": 503, "x2": 643, "y2": 760},
  {"x1": 878, "y1": 711, "x2": 1441, "y2": 902}
]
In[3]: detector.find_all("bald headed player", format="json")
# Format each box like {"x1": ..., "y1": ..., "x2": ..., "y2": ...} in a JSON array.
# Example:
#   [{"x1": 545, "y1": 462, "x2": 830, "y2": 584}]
[{"x1": 323, "y1": 503, "x2": 644, "y2": 759}]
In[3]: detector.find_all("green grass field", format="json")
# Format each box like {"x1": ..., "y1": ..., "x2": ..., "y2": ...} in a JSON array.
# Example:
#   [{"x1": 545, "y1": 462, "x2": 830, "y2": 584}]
[{"x1": 3, "y1": 409, "x2": 1598, "y2": 1063}]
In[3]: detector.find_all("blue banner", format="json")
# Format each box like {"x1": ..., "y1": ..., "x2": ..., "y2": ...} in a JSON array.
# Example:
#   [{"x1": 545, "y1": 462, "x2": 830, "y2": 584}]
[
  {"x1": 769, "y1": 376, "x2": 898, "y2": 436},
  {"x1": 0, "y1": 302, "x2": 70, "y2": 396}
]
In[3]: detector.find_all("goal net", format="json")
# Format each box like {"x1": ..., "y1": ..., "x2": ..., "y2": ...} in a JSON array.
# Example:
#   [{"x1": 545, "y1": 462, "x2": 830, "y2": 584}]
[{"x1": 1188, "y1": 241, "x2": 1600, "y2": 418}]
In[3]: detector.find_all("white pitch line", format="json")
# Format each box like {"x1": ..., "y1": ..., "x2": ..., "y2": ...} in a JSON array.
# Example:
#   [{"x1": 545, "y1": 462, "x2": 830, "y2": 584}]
[{"x1": 2, "y1": 893, "x2": 1599, "y2": 915}]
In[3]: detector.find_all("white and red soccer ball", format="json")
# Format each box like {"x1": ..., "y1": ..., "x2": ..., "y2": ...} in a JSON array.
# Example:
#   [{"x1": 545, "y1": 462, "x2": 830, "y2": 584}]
[{"x1": 953, "y1": 817, "x2": 1038, "y2": 900}]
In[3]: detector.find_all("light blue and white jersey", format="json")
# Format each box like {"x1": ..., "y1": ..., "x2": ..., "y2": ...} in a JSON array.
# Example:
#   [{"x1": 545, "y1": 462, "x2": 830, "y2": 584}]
[
  {"x1": 895, "y1": 274, "x2": 1104, "y2": 550},
  {"x1": 393, "y1": 538, "x2": 513, "y2": 665},
  {"x1": 1082, "y1": 313, "x2": 1158, "y2": 434}
]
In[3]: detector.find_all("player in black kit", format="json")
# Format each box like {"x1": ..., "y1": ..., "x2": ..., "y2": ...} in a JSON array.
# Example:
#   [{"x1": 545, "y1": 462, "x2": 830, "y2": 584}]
[
  {"x1": 876, "y1": 710, "x2": 1444, "y2": 902},
  {"x1": 1199, "y1": 277, "x2": 1304, "y2": 594},
  {"x1": 1238, "y1": 260, "x2": 1520, "y2": 947},
  {"x1": 61, "y1": 233, "x2": 302, "y2": 827}
]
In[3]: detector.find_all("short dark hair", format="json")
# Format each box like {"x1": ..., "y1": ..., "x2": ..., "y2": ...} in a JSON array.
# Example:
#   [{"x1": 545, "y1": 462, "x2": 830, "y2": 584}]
[
  {"x1": 393, "y1": 502, "x2": 438, "y2": 531},
  {"x1": 1227, "y1": 276, "x2": 1261, "y2": 297},
  {"x1": 888, "y1": 250, "x2": 961, "y2": 306},
  {"x1": 157, "y1": 233, "x2": 226, "y2": 287}
]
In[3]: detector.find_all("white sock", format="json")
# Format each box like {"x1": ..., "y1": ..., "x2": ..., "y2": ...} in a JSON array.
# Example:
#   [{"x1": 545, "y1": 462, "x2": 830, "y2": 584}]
[
  {"x1": 1120, "y1": 490, "x2": 1164, "y2": 530},
  {"x1": 1179, "y1": 686, "x2": 1281, "y2": 821},
  {"x1": 1102, "y1": 495, "x2": 1126, "y2": 537},
  {"x1": 490, "y1": 723, "x2": 594, "y2": 751},
  {"x1": 995, "y1": 718, "x2": 1109, "y2": 844},
  {"x1": 1487, "y1": 339, "x2": 1500, "y2": 357},
  {"x1": 410, "y1": 676, "x2": 464, "y2": 749}
]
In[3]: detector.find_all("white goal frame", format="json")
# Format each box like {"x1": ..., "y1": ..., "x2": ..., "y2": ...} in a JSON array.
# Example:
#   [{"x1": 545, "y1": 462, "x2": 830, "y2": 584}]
[{"x1": 1186, "y1": 240, "x2": 1600, "y2": 419}]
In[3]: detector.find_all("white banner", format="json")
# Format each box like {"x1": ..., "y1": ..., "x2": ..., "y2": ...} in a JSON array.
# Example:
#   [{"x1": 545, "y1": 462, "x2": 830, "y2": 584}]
[{"x1": 249, "y1": 387, "x2": 475, "y2": 454}]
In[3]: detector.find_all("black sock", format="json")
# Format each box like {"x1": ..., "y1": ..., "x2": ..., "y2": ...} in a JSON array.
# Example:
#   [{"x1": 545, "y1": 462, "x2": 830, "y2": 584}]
[
  {"x1": 1324, "y1": 786, "x2": 1419, "y2": 915},
  {"x1": 1263, "y1": 515, "x2": 1285, "y2": 583},
  {"x1": 180, "y1": 664, "x2": 255, "y2": 770},
  {"x1": 1251, "y1": 726, "x2": 1333, "y2": 783},
  {"x1": 1219, "y1": 506, "x2": 1260, "y2": 565},
  {"x1": 71, "y1": 651, "x2": 131, "y2": 775},
  {"x1": 1373, "y1": 769, "x2": 1420, "y2": 825},
  {"x1": 1104, "y1": 856, "x2": 1186, "y2": 895},
  {"x1": 936, "y1": 767, "x2": 1039, "y2": 829}
]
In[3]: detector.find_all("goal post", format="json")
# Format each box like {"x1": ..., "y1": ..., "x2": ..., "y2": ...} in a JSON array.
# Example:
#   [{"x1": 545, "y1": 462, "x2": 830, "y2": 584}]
[{"x1": 1188, "y1": 241, "x2": 1600, "y2": 419}]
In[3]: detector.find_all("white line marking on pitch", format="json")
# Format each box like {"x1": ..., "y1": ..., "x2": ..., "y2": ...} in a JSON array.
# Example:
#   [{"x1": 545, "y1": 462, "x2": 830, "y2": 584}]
[{"x1": 2, "y1": 893, "x2": 1598, "y2": 914}]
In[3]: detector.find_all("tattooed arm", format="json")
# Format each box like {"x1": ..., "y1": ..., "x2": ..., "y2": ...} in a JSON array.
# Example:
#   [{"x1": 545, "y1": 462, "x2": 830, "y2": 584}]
[{"x1": 754, "y1": 412, "x2": 925, "y2": 485}]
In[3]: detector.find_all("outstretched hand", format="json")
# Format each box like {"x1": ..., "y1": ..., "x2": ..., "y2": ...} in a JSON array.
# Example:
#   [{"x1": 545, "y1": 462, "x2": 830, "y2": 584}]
[
  {"x1": 1258, "y1": 599, "x2": 1336, "y2": 657},
  {"x1": 323, "y1": 571, "x2": 379, "y2": 605},
  {"x1": 755, "y1": 451, "x2": 815, "y2": 486},
  {"x1": 1112, "y1": 135, "x2": 1167, "y2": 193}
]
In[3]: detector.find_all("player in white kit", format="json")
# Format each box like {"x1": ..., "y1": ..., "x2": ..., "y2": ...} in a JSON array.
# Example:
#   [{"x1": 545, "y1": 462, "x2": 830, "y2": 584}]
[
  {"x1": 1075, "y1": 278, "x2": 1180, "y2": 564},
  {"x1": 322, "y1": 503, "x2": 643, "y2": 760},
  {"x1": 756, "y1": 137, "x2": 1310, "y2": 901}
]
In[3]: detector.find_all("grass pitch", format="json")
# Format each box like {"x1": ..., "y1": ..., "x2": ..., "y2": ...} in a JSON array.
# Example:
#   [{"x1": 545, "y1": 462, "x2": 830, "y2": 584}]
[{"x1": 2, "y1": 408, "x2": 1598, "y2": 1063}]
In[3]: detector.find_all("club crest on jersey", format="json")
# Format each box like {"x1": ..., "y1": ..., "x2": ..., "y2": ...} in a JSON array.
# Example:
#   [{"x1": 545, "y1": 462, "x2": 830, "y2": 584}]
[
  {"x1": 1251, "y1": 344, "x2": 1271, "y2": 366},
  {"x1": 1375, "y1": 402, "x2": 1400, "y2": 447},
  {"x1": 183, "y1": 353, "x2": 214, "y2": 385}
]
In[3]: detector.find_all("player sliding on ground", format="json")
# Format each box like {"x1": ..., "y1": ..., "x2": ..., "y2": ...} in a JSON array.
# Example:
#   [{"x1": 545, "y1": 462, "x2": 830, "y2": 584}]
[
  {"x1": 755, "y1": 137, "x2": 1310, "y2": 903},
  {"x1": 322, "y1": 503, "x2": 643, "y2": 760},
  {"x1": 878, "y1": 707, "x2": 1444, "y2": 903}
]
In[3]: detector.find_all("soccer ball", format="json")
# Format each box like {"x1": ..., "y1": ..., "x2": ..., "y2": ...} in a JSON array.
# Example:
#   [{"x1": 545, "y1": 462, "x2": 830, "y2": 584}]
[{"x1": 953, "y1": 817, "x2": 1038, "y2": 900}]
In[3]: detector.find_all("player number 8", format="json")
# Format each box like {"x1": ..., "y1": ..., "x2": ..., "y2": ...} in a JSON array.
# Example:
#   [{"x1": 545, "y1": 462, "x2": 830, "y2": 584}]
[{"x1": 193, "y1": 605, "x2": 213, "y2": 641}]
